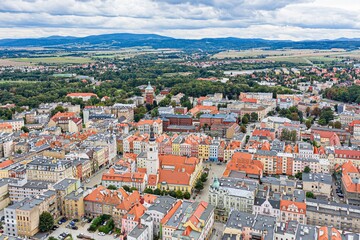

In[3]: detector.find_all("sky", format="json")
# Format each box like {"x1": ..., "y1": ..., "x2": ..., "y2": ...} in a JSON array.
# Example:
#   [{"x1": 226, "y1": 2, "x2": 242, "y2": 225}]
[{"x1": 1, "y1": 0, "x2": 360, "y2": 40}]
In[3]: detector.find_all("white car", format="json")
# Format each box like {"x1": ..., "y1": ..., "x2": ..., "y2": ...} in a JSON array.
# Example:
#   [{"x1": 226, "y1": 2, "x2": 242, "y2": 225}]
[
  {"x1": 85, "y1": 179, "x2": 90, "y2": 183},
  {"x1": 98, "y1": 232, "x2": 106, "y2": 236}
]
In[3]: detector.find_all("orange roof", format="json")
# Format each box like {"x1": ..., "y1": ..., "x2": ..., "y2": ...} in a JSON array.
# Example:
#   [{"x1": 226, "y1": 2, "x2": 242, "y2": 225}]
[
  {"x1": 224, "y1": 152, "x2": 263, "y2": 177},
  {"x1": 242, "y1": 98, "x2": 257, "y2": 103},
  {"x1": 51, "y1": 112, "x2": 76, "y2": 121},
  {"x1": 0, "y1": 160, "x2": 14, "y2": 169},
  {"x1": 148, "y1": 174, "x2": 158, "y2": 186},
  {"x1": 102, "y1": 169, "x2": 146, "y2": 183},
  {"x1": 116, "y1": 191, "x2": 141, "y2": 211},
  {"x1": 341, "y1": 161, "x2": 360, "y2": 193},
  {"x1": 67, "y1": 92, "x2": 98, "y2": 97},
  {"x1": 280, "y1": 200, "x2": 306, "y2": 214},
  {"x1": 84, "y1": 186, "x2": 128, "y2": 205},
  {"x1": 0, "y1": 123, "x2": 12, "y2": 129},
  {"x1": 318, "y1": 226, "x2": 342, "y2": 240},
  {"x1": 188, "y1": 105, "x2": 219, "y2": 116},
  {"x1": 123, "y1": 202, "x2": 147, "y2": 222},
  {"x1": 143, "y1": 194, "x2": 157, "y2": 204},
  {"x1": 137, "y1": 118, "x2": 162, "y2": 126},
  {"x1": 161, "y1": 200, "x2": 182, "y2": 224}
]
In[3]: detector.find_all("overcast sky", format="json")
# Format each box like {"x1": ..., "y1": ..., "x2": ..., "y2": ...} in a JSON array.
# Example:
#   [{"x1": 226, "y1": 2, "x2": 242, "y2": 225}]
[{"x1": 1, "y1": 0, "x2": 360, "y2": 40}]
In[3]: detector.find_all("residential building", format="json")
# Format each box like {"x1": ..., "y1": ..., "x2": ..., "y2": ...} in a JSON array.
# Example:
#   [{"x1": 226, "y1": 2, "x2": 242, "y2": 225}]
[
  {"x1": 209, "y1": 177, "x2": 258, "y2": 222},
  {"x1": 302, "y1": 173, "x2": 332, "y2": 197}
]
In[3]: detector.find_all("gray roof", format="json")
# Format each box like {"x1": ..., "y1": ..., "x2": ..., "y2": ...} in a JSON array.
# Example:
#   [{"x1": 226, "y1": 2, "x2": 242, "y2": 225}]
[
  {"x1": 302, "y1": 173, "x2": 332, "y2": 185},
  {"x1": 148, "y1": 196, "x2": 177, "y2": 214},
  {"x1": 225, "y1": 210, "x2": 276, "y2": 240},
  {"x1": 128, "y1": 224, "x2": 148, "y2": 238},
  {"x1": 53, "y1": 178, "x2": 78, "y2": 190},
  {"x1": 295, "y1": 224, "x2": 318, "y2": 240}
]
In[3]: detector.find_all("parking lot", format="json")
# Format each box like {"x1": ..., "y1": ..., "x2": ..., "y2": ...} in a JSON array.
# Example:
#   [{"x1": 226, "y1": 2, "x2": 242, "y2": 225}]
[{"x1": 48, "y1": 220, "x2": 117, "y2": 240}]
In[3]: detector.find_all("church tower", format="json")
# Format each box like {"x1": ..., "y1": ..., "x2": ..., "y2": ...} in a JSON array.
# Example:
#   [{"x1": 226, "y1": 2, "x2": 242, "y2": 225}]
[
  {"x1": 146, "y1": 126, "x2": 159, "y2": 175},
  {"x1": 145, "y1": 81, "x2": 154, "y2": 105}
]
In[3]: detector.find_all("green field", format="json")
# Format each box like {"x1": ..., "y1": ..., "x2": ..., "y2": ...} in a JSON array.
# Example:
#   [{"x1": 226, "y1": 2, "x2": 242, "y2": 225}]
[{"x1": 7, "y1": 57, "x2": 94, "y2": 64}]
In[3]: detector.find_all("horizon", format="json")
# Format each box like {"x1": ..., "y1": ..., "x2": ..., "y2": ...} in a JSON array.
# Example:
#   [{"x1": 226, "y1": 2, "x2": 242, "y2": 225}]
[
  {"x1": 1, "y1": 0, "x2": 360, "y2": 40},
  {"x1": 0, "y1": 32, "x2": 359, "y2": 42}
]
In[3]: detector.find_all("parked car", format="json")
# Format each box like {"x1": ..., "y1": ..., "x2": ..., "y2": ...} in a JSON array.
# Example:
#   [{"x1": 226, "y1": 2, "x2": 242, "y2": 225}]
[
  {"x1": 114, "y1": 234, "x2": 119, "y2": 239},
  {"x1": 98, "y1": 232, "x2": 106, "y2": 236},
  {"x1": 72, "y1": 226, "x2": 78, "y2": 230},
  {"x1": 85, "y1": 179, "x2": 90, "y2": 183},
  {"x1": 72, "y1": 219, "x2": 79, "y2": 222}
]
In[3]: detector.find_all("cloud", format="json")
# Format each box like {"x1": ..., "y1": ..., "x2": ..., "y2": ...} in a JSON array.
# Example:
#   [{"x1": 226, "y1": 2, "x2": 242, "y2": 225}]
[{"x1": 0, "y1": 0, "x2": 359, "y2": 40}]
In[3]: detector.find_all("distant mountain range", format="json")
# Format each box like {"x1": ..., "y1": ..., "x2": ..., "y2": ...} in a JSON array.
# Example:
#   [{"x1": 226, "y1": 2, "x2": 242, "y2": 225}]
[{"x1": 1, "y1": 33, "x2": 360, "y2": 50}]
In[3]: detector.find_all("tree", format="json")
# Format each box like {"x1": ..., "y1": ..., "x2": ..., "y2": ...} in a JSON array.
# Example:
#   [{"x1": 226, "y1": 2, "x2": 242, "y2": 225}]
[
  {"x1": 175, "y1": 190, "x2": 183, "y2": 199},
  {"x1": 39, "y1": 212, "x2": 54, "y2": 232},
  {"x1": 122, "y1": 185, "x2": 131, "y2": 192},
  {"x1": 107, "y1": 185, "x2": 117, "y2": 190},
  {"x1": 295, "y1": 172, "x2": 302, "y2": 180},
  {"x1": 48, "y1": 237, "x2": 58, "y2": 240},
  {"x1": 305, "y1": 120, "x2": 312, "y2": 129},
  {"x1": 16, "y1": 149, "x2": 22, "y2": 154},
  {"x1": 306, "y1": 192, "x2": 315, "y2": 199},
  {"x1": 304, "y1": 166, "x2": 311, "y2": 173},
  {"x1": 195, "y1": 179, "x2": 204, "y2": 191},
  {"x1": 50, "y1": 105, "x2": 67, "y2": 117},
  {"x1": 154, "y1": 188, "x2": 161, "y2": 195},
  {"x1": 200, "y1": 173, "x2": 208, "y2": 182},
  {"x1": 311, "y1": 107, "x2": 321, "y2": 118},
  {"x1": 334, "y1": 121, "x2": 341, "y2": 129},
  {"x1": 184, "y1": 191, "x2": 191, "y2": 199},
  {"x1": 240, "y1": 125, "x2": 247, "y2": 133},
  {"x1": 169, "y1": 190, "x2": 177, "y2": 198},
  {"x1": 21, "y1": 126, "x2": 29, "y2": 133},
  {"x1": 318, "y1": 118, "x2": 327, "y2": 126},
  {"x1": 241, "y1": 116, "x2": 249, "y2": 125},
  {"x1": 144, "y1": 188, "x2": 153, "y2": 194},
  {"x1": 130, "y1": 187, "x2": 138, "y2": 192},
  {"x1": 250, "y1": 112, "x2": 258, "y2": 122}
]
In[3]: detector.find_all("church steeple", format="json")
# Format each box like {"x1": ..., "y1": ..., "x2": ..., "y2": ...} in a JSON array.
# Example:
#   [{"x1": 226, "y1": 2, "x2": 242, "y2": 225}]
[{"x1": 146, "y1": 126, "x2": 159, "y2": 175}]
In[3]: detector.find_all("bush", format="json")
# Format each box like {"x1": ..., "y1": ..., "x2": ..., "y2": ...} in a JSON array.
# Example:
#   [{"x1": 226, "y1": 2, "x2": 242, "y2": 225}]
[
  {"x1": 184, "y1": 191, "x2": 191, "y2": 199},
  {"x1": 98, "y1": 219, "x2": 114, "y2": 234}
]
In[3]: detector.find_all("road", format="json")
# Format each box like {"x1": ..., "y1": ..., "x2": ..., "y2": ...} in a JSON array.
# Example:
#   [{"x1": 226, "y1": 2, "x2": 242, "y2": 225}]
[{"x1": 83, "y1": 155, "x2": 121, "y2": 188}]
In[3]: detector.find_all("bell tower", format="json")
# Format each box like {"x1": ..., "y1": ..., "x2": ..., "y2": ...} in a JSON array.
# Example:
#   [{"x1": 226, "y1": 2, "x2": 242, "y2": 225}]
[{"x1": 146, "y1": 126, "x2": 159, "y2": 175}]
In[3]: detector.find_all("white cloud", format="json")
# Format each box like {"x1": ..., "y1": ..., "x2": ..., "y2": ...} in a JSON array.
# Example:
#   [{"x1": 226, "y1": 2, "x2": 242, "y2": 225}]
[{"x1": 0, "y1": 0, "x2": 359, "y2": 40}]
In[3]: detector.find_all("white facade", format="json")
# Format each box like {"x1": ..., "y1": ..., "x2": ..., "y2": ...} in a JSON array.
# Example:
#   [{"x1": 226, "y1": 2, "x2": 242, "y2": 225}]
[{"x1": 146, "y1": 138, "x2": 159, "y2": 175}]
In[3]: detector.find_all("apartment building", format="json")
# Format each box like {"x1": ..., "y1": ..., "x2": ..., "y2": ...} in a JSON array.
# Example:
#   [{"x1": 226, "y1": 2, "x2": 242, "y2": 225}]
[
  {"x1": 26, "y1": 157, "x2": 74, "y2": 182},
  {"x1": 209, "y1": 177, "x2": 258, "y2": 222},
  {"x1": 306, "y1": 199, "x2": 360, "y2": 233},
  {"x1": 8, "y1": 178, "x2": 52, "y2": 202}
]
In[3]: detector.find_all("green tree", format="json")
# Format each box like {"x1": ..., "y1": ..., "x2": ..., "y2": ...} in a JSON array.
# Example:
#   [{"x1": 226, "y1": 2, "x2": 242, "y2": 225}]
[
  {"x1": 144, "y1": 188, "x2": 154, "y2": 194},
  {"x1": 21, "y1": 126, "x2": 29, "y2": 133},
  {"x1": 318, "y1": 118, "x2": 327, "y2": 126},
  {"x1": 50, "y1": 105, "x2": 67, "y2": 117},
  {"x1": 195, "y1": 179, "x2": 204, "y2": 191},
  {"x1": 241, "y1": 116, "x2": 249, "y2": 125},
  {"x1": 154, "y1": 188, "x2": 162, "y2": 195},
  {"x1": 39, "y1": 211, "x2": 54, "y2": 232},
  {"x1": 334, "y1": 121, "x2": 341, "y2": 129},
  {"x1": 184, "y1": 191, "x2": 191, "y2": 200},
  {"x1": 169, "y1": 190, "x2": 177, "y2": 198},
  {"x1": 306, "y1": 192, "x2": 315, "y2": 199},
  {"x1": 305, "y1": 120, "x2": 312, "y2": 129},
  {"x1": 304, "y1": 166, "x2": 311, "y2": 173},
  {"x1": 175, "y1": 190, "x2": 183, "y2": 199},
  {"x1": 130, "y1": 187, "x2": 138, "y2": 192},
  {"x1": 200, "y1": 173, "x2": 208, "y2": 182},
  {"x1": 122, "y1": 185, "x2": 131, "y2": 192},
  {"x1": 48, "y1": 237, "x2": 58, "y2": 240},
  {"x1": 240, "y1": 125, "x2": 247, "y2": 133},
  {"x1": 250, "y1": 112, "x2": 258, "y2": 122},
  {"x1": 107, "y1": 185, "x2": 117, "y2": 190},
  {"x1": 295, "y1": 172, "x2": 302, "y2": 180}
]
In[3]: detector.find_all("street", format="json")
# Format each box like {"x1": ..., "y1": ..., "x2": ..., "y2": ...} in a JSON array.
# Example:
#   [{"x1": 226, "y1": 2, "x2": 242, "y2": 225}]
[{"x1": 84, "y1": 167, "x2": 109, "y2": 188}]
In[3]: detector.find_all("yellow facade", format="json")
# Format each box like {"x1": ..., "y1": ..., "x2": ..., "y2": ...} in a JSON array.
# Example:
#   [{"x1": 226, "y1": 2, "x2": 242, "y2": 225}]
[
  {"x1": 198, "y1": 144, "x2": 210, "y2": 161},
  {"x1": 172, "y1": 143, "x2": 181, "y2": 156},
  {"x1": 64, "y1": 194, "x2": 84, "y2": 219}
]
